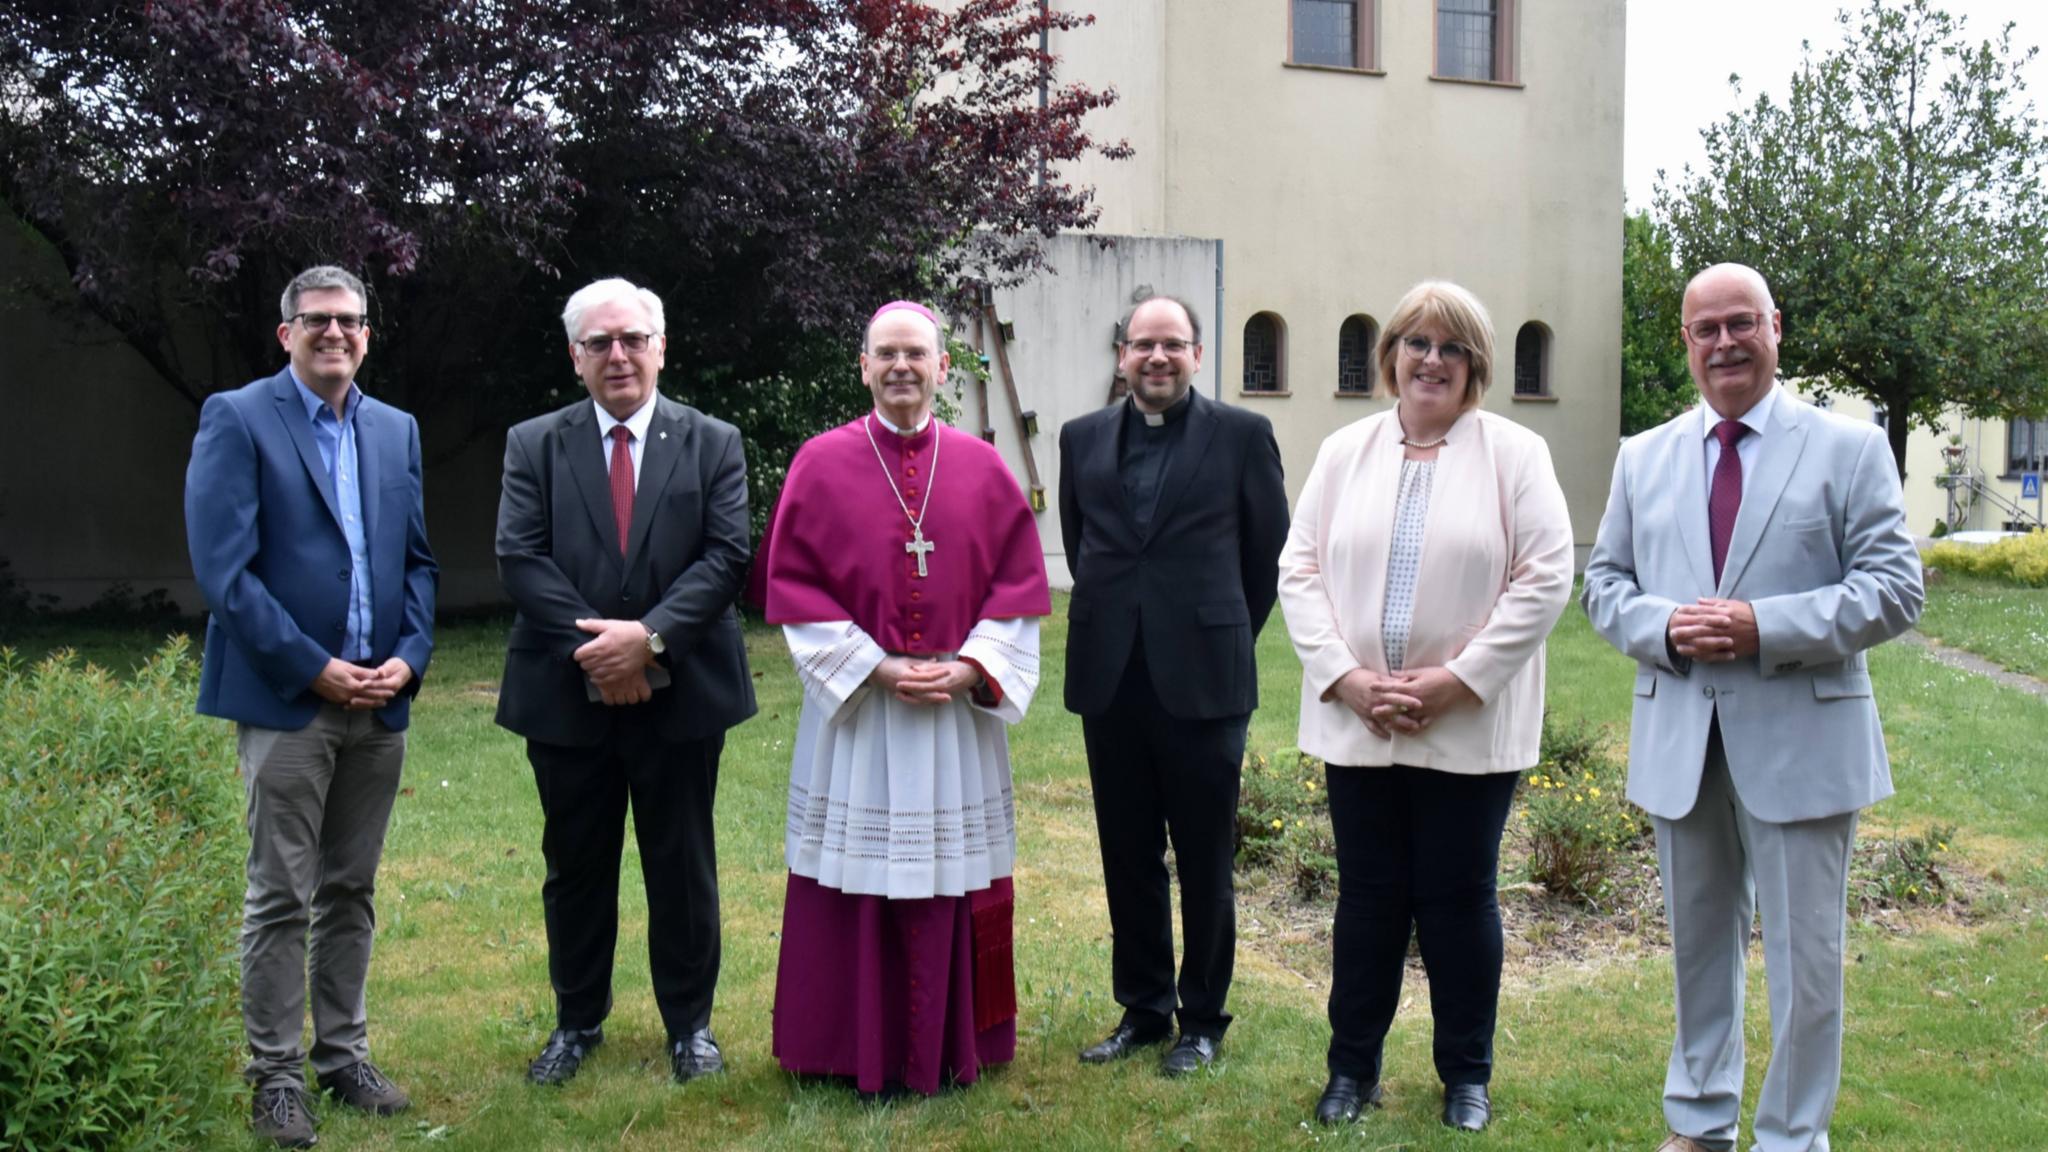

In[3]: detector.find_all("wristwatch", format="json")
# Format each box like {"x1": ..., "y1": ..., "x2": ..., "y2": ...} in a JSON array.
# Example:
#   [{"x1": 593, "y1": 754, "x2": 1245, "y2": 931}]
[{"x1": 643, "y1": 624, "x2": 666, "y2": 658}]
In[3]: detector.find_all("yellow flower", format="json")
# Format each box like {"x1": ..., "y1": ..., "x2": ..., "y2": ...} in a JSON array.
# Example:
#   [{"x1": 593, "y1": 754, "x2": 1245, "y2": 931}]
[
  {"x1": 1270, "y1": 818, "x2": 1284, "y2": 830},
  {"x1": 1937, "y1": 842, "x2": 1949, "y2": 852},
  {"x1": 1589, "y1": 787, "x2": 1602, "y2": 798},
  {"x1": 1907, "y1": 885, "x2": 1920, "y2": 896}
]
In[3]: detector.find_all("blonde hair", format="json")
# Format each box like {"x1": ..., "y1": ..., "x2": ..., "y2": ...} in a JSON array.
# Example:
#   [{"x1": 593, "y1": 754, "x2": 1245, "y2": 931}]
[{"x1": 1376, "y1": 280, "x2": 1495, "y2": 409}]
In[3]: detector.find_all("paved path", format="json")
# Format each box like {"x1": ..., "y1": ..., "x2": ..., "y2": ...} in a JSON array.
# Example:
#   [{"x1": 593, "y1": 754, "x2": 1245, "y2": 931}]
[{"x1": 1899, "y1": 630, "x2": 2048, "y2": 700}]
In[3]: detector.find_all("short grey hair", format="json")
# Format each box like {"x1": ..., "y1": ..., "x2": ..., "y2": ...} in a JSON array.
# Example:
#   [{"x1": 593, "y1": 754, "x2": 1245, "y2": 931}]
[
  {"x1": 280, "y1": 265, "x2": 367, "y2": 321},
  {"x1": 562, "y1": 278, "x2": 667, "y2": 341},
  {"x1": 1118, "y1": 294, "x2": 1204, "y2": 346}
]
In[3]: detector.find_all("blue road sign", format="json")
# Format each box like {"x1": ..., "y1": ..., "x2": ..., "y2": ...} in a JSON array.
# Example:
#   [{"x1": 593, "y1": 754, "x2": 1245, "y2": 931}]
[{"x1": 2024, "y1": 472, "x2": 2042, "y2": 500}]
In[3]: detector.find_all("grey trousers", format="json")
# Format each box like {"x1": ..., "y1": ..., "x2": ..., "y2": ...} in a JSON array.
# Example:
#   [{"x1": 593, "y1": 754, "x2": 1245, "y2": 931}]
[
  {"x1": 1654, "y1": 734, "x2": 1858, "y2": 1152},
  {"x1": 237, "y1": 704, "x2": 405, "y2": 1091}
]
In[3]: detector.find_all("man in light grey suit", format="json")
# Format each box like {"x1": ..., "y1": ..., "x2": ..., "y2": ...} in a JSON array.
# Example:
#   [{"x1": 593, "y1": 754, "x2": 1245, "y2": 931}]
[{"x1": 1583, "y1": 263, "x2": 1923, "y2": 1152}]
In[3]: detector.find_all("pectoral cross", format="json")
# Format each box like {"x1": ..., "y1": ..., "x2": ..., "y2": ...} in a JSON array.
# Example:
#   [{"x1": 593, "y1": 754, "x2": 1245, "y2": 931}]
[{"x1": 905, "y1": 525, "x2": 936, "y2": 578}]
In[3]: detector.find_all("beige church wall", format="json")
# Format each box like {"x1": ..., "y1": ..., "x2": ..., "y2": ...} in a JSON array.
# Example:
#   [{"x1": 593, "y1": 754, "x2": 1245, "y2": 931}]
[{"x1": 1046, "y1": 0, "x2": 1627, "y2": 564}]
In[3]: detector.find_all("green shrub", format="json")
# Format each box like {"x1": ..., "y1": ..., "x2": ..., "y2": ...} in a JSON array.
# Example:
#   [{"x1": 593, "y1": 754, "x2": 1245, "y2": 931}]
[
  {"x1": 1855, "y1": 823, "x2": 1960, "y2": 911},
  {"x1": 1922, "y1": 530, "x2": 2048, "y2": 587},
  {"x1": 1234, "y1": 750, "x2": 1336, "y2": 897},
  {"x1": 0, "y1": 641, "x2": 244, "y2": 1151},
  {"x1": 1519, "y1": 719, "x2": 1649, "y2": 907}
]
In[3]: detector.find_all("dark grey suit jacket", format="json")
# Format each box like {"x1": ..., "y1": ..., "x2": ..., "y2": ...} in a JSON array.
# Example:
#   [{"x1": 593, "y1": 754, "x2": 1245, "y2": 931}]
[{"x1": 494, "y1": 394, "x2": 756, "y2": 747}]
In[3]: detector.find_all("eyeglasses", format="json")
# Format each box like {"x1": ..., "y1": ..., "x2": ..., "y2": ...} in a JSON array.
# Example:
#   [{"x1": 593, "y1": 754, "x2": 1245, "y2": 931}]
[
  {"x1": 575, "y1": 332, "x2": 655, "y2": 356},
  {"x1": 1684, "y1": 314, "x2": 1762, "y2": 343},
  {"x1": 293, "y1": 312, "x2": 366, "y2": 333},
  {"x1": 1399, "y1": 336, "x2": 1472, "y2": 363},
  {"x1": 1125, "y1": 338, "x2": 1194, "y2": 357}
]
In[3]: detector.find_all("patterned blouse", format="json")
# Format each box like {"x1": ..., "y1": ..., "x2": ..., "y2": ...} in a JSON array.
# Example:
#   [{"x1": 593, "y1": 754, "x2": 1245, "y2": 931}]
[{"x1": 1380, "y1": 457, "x2": 1437, "y2": 671}]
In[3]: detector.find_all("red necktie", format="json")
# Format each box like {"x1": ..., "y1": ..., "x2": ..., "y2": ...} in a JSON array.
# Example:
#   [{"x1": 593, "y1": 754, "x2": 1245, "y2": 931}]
[
  {"x1": 1709, "y1": 419, "x2": 1748, "y2": 584},
  {"x1": 609, "y1": 425, "x2": 634, "y2": 558}
]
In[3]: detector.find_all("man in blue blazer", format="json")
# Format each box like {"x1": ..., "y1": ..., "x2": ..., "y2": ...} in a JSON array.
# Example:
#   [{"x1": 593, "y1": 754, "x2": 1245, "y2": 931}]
[
  {"x1": 187, "y1": 265, "x2": 437, "y2": 1148},
  {"x1": 1584, "y1": 264, "x2": 1923, "y2": 1152}
]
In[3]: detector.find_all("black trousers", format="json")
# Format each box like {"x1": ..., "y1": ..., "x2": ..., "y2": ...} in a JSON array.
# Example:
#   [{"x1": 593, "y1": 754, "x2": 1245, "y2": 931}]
[
  {"x1": 1082, "y1": 655, "x2": 1247, "y2": 1040},
  {"x1": 1324, "y1": 764, "x2": 1519, "y2": 1086},
  {"x1": 527, "y1": 717, "x2": 724, "y2": 1040}
]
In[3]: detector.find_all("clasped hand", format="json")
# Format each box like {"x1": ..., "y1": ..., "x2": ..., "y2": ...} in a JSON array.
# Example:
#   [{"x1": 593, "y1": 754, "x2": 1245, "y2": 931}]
[
  {"x1": 1666, "y1": 597, "x2": 1759, "y2": 663},
  {"x1": 870, "y1": 655, "x2": 982, "y2": 706},
  {"x1": 575, "y1": 618, "x2": 656, "y2": 706},
  {"x1": 312, "y1": 657, "x2": 413, "y2": 711},
  {"x1": 1332, "y1": 666, "x2": 1478, "y2": 740}
]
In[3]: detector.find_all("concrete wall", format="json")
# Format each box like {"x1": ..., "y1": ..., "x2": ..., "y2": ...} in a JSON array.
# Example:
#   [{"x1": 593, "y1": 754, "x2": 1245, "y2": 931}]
[
  {"x1": 0, "y1": 222, "x2": 512, "y2": 613},
  {"x1": 1051, "y1": 0, "x2": 1629, "y2": 562},
  {"x1": 976, "y1": 233, "x2": 1220, "y2": 587}
]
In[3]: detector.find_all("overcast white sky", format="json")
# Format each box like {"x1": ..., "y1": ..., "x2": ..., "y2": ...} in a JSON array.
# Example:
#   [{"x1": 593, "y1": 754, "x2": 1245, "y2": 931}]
[{"x1": 1625, "y1": 0, "x2": 2048, "y2": 209}]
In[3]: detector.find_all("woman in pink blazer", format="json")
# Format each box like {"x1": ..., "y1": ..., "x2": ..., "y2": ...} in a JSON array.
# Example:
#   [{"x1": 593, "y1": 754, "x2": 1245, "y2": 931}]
[{"x1": 1278, "y1": 281, "x2": 1573, "y2": 1132}]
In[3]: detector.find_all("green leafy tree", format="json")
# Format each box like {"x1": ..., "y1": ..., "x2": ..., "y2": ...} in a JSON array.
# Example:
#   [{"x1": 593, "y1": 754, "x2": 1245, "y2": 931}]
[
  {"x1": 1621, "y1": 210, "x2": 1696, "y2": 435},
  {"x1": 1655, "y1": 0, "x2": 2048, "y2": 476}
]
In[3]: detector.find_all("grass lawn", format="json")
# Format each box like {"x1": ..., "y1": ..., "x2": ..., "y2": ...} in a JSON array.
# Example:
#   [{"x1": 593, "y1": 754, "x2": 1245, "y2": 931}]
[
  {"x1": 1913, "y1": 572, "x2": 2048, "y2": 678},
  {"x1": 7, "y1": 587, "x2": 2047, "y2": 1150}
]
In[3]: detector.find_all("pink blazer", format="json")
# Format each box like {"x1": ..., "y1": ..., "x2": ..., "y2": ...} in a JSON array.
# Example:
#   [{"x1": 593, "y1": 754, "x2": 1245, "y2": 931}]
[{"x1": 1279, "y1": 408, "x2": 1574, "y2": 772}]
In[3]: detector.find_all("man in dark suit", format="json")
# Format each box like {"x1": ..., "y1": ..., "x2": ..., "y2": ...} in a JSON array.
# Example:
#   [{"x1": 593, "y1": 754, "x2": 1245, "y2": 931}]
[
  {"x1": 187, "y1": 265, "x2": 437, "y2": 1148},
  {"x1": 495, "y1": 277, "x2": 755, "y2": 1088},
  {"x1": 1059, "y1": 293, "x2": 1289, "y2": 1076}
]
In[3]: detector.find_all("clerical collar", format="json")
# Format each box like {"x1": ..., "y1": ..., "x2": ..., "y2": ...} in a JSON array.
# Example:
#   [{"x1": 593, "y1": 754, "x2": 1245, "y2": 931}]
[
  {"x1": 871, "y1": 409, "x2": 932, "y2": 436},
  {"x1": 1127, "y1": 390, "x2": 1192, "y2": 428}
]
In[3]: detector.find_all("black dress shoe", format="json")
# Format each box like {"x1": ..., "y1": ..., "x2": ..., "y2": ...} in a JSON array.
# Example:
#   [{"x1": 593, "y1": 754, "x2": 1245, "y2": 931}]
[
  {"x1": 1078, "y1": 1021, "x2": 1171, "y2": 1064},
  {"x1": 1313, "y1": 1073, "x2": 1384, "y2": 1125},
  {"x1": 1159, "y1": 1034, "x2": 1218, "y2": 1077},
  {"x1": 1442, "y1": 1082, "x2": 1492, "y2": 1131},
  {"x1": 670, "y1": 1027, "x2": 725, "y2": 1083},
  {"x1": 527, "y1": 1026, "x2": 603, "y2": 1086}
]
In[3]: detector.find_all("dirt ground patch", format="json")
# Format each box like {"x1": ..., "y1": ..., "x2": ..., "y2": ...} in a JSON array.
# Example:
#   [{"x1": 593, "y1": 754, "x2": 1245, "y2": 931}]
[{"x1": 1234, "y1": 829, "x2": 2002, "y2": 994}]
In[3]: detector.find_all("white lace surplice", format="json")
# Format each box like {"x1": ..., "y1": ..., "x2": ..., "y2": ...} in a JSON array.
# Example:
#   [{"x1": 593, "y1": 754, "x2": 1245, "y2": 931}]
[{"x1": 782, "y1": 617, "x2": 1040, "y2": 900}]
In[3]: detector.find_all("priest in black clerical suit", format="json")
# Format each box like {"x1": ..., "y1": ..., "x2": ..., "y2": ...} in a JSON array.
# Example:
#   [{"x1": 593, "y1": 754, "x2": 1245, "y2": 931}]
[{"x1": 1057, "y1": 294, "x2": 1289, "y2": 1078}]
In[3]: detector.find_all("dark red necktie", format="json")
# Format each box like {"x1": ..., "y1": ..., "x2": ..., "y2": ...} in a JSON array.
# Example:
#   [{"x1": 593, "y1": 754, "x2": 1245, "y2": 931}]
[
  {"x1": 1709, "y1": 419, "x2": 1748, "y2": 584},
  {"x1": 608, "y1": 425, "x2": 634, "y2": 557}
]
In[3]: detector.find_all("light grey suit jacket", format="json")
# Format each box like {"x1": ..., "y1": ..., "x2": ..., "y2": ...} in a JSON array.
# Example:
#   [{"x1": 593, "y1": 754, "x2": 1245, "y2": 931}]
[{"x1": 1582, "y1": 389, "x2": 1924, "y2": 823}]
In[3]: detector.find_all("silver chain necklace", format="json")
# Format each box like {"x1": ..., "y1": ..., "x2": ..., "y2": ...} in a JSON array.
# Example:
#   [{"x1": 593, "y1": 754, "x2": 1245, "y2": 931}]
[{"x1": 862, "y1": 412, "x2": 941, "y2": 577}]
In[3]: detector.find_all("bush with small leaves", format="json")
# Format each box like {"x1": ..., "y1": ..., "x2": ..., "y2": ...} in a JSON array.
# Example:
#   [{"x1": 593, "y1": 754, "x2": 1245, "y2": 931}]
[
  {"x1": 1519, "y1": 719, "x2": 1650, "y2": 906},
  {"x1": 0, "y1": 640, "x2": 244, "y2": 1151}
]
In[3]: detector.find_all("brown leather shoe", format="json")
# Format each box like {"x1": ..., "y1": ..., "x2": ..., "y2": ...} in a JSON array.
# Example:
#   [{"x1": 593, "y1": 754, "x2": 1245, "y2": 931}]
[
  {"x1": 1656, "y1": 1136, "x2": 1714, "y2": 1152},
  {"x1": 318, "y1": 1061, "x2": 410, "y2": 1115}
]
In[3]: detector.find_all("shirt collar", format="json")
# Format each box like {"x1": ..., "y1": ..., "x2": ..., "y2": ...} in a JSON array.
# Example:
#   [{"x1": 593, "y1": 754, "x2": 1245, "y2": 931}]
[
  {"x1": 594, "y1": 394, "x2": 659, "y2": 443},
  {"x1": 1126, "y1": 389, "x2": 1192, "y2": 428},
  {"x1": 871, "y1": 408, "x2": 932, "y2": 436},
  {"x1": 289, "y1": 368, "x2": 360, "y2": 423},
  {"x1": 1701, "y1": 383, "x2": 1778, "y2": 441}
]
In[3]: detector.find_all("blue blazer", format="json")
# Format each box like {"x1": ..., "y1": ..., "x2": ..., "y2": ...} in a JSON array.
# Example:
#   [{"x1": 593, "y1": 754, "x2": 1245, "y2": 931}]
[{"x1": 186, "y1": 369, "x2": 438, "y2": 731}]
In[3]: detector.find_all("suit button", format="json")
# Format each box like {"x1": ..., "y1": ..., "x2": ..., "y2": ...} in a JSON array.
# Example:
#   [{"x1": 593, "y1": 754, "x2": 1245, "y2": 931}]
[
  {"x1": 337, "y1": 570, "x2": 349, "y2": 581},
  {"x1": 910, "y1": 591, "x2": 922, "y2": 602},
  {"x1": 911, "y1": 632, "x2": 922, "y2": 643},
  {"x1": 1702, "y1": 686, "x2": 1716, "y2": 699}
]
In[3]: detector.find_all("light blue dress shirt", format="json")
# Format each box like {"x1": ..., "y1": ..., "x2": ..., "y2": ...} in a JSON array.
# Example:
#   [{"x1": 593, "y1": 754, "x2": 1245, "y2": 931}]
[{"x1": 292, "y1": 371, "x2": 374, "y2": 661}]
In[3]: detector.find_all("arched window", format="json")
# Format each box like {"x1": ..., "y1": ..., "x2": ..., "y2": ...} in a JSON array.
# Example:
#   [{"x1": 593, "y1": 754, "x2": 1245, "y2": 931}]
[
  {"x1": 1243, "y1": 312, "x2": 1286, "y2": 393},
  {"x1": 1513, "y1": 321, "x2": 1550, "y2": 397},
  {"x1": 1337, "y1": 314, "x2": 1378, "y2": 394}
]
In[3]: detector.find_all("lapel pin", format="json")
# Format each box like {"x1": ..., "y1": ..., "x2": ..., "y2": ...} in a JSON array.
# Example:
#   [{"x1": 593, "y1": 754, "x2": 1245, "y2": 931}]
[{"x1": 659, "y1": 431, "x2": 668, "y2": 440}]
